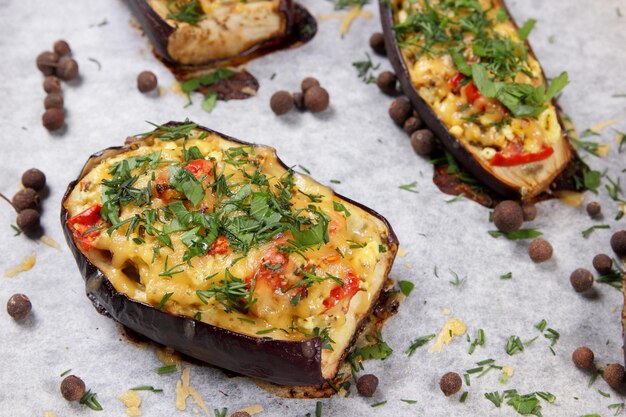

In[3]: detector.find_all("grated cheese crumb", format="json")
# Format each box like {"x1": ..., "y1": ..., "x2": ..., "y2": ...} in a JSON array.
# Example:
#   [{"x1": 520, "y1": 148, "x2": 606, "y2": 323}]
[
  {"x1": 319, "y1": 6, "x2": 373, "y2": 35},
  {"x1": 553, "y1": 191, "x2": 585, "y2": 207},
  {"x1": 590, "y1": 118, "x2": 620, "y2": 133},
  {"x1": 118, "y1": 390, "x2": 142, "y2": 416},
  {"x1": 429, "y1": 318, "x2": 467, "y2": 353},
  {"x1": 40, "y1": 235, "x2": 61, "y2": 250},
  {"x1": 4, "y1": 253, "x2": 36, "y2": 278},
  {"x1": 175, "y1": 368, "x2": 210, "y2": 416},
  {"x1": 44, "y1": 412, "x2": 57, "y2": 417}
]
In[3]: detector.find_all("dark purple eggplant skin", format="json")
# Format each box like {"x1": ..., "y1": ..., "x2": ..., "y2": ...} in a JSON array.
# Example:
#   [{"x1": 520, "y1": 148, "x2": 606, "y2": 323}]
[{"x1": 60, "y1": 122, "x2": 399, "y2": 387}]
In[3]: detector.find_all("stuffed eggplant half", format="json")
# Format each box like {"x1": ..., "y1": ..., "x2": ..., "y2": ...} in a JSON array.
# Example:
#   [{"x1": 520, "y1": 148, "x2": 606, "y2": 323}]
[
  {"x1": 128, "y1": 0, "x2": 301, "y2": 66},
  {"x1": 61, "y1": 122, "x2": 398, "y2": 386},
  {"x1": 381, "y1": 0, "x2": 573, "y2": 200}
]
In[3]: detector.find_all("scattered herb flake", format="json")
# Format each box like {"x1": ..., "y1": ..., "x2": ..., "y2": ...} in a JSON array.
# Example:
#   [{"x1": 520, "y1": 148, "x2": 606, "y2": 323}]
[
  {"x1": 399, "y1": 280, "x2": 415, "y2": 296},
  {"x1": 131, "y1": 385, "x2": 163, "y2": 393},
  {"x1": 400, "y1": 399, "x2": 417, "y2": 404},
  {"x1": 406, "y1": 334, "x2": 436, "y2": 356},
  {"x1": 488, "y1": 228, "x2": 543, "y2": 240},
  {"x1": 371, "y1": 400, "x2": 387, "y2": 407},
  {"x1": 582, "y1": 224, "x2": 610, "y2": 238},
  {"x1": 157, "y1": 365, "x2": 177, "y2": 375},
  {"x1": 156, "y1": 292, "x2": 174, "y2": 310},
  {"x1": 79, "y1": 389, "x2": 103, "y2": 411},
  {"x1": 352, "y1": 52, "x2": 380, "y2": 84},
  {"x1": 60, "y1": 369, "x2": 72, "y2": 377},
  {"x1": 399, "y1": 181, "x2": 419, "y2": 193},
  {"x1": 500, "y1": 272, "x2": 513, "y2": 280}
]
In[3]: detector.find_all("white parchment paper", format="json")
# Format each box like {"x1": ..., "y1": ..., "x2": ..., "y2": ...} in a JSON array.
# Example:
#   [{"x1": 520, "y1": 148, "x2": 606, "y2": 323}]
[{"x1": 1, "y1": 0, "x2": 625, "y2": 416}]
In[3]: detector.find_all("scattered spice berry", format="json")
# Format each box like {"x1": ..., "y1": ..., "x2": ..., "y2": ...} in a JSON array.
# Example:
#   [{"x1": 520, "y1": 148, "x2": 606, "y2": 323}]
[
  {"x1": 53, "y1": 39, "x2": 71, "y2": 56},
  {"x1": 22, "y1": 169, "x2": 47, "y2": 192},
  {"x1": 592, "y1": 253, "x2": 613, "y2": 275},
  {"x1": 56, "y1": 57, "x2": 79, "y2": 81},
  {"x1": 36, "y1": 51, "x2": 59, "y2": 76},
  {"x1": 493, "y1": 200, "x2": 524, "y2": 234},
  {"x1": 521, "y1": 203, "x2": 537, "y2": 222},
  {"x1": 301, "y1": 77, "x2": 320, "y2": 92},
  {"x1": 410, "y1": 129, "x2": 435, "y2": 156},
  {"x1": 137, "y1": 71, "x2": 158, "y2": 93},
  {"x1": 16, "y1": 209, "x2": 41, "y2": 235},
  {"x1": 292, "y1": 92, "x2": 304, "y2": 110},
  {"x1": 6, "y1": 294, "x2": 32, "y2": 321},
  {"x1": 570, "y1": 268, "x2": 594, "y2": 293},
  {"x1": 610, "y1": 230, "x2": 626, "y2": 257},
  {"x1": 270, "y1": 90, "x2": 294, "y2": 115},
  {"x1": 42, "y1": 108, "x2": 65, "y2": 131},
  {"x1": 230, "y1": 413, "x2": 251, "y2": 417},
  {"x1": 369, "y1": 32, "x2": 386, "y2": 55},
  {"x1": 356, "y1": 374, "x2": 379, "y2": 397},
  {"x1": 376, "y1": 71, "x2": 397, "y2": 95},
  {"x1": 604, "y1": 364, "x2": 626, "y2": 389},
  {"x1": 586, "y1": 201, "x2": 602, "y2": 218},
  {"x1": 60, "y1": 375, "x2": 86, "y2": 401},
  {"x1": 388, "y1": 97, "x2": 412, "y2": 125},
  {"x1": 304, "y1": 86, "x2": 330, "y2": 113},
  {"x1": 403, "y1": 116, "x2": 423, "y2": 135},
  {"x1": 43, "y1": 76, "x2": 62, "y2": 94},
  {"x1": 12, "y1": 188, "x2": 40, "y2": 212},
  {"x1": 572, "y1": 346, "x2": 594, "y2": 369},
  {"x1": 439, "y1": 372, "x2": 462, "y2": 396},
  {"x1": 44, "y1": 93, "x2": 64, "y2": 110},
  {"x1": 528, "y1": 238, "x2": 553, "y2": 263}
]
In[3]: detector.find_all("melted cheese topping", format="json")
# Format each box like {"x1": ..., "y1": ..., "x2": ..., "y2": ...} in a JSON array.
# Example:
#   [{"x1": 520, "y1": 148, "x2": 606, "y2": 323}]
[
  {"x1": 64, "y1": 127, "x2": 396, "y2": 379},
  {"x1": 148, "y1": 0, "x2": 286, "y2": 65}
]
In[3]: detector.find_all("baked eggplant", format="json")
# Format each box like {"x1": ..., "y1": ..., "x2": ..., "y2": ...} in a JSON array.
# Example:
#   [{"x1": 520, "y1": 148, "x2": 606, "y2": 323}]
[
  {"x1": 127, "y1": 0, "x2": 313, "y2": 69},
  {"x1": 380, "y1": 0, "x2": 574, "y2": 201},
  {"x1": 61, "y1": 121, "x2": 398, "y2": 386}
]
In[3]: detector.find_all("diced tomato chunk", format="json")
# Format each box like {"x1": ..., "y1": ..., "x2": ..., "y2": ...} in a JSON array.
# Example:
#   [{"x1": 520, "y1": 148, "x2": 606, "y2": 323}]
[
  {"x1": 490, "y1": 145, "x2": 554, "y2": 167},
  {"x1": 184, "y1": 159, "x2": 213, "y2": 178},
  {"x1": 323, "y1": 271, "x2": 361, "y2": 311},
  {"x1": 207, "y1": 235, "x2": 229, "y2": 255},
  {"x1": 449, "y1": 72, "x2": 465, "y2": 90},
  {"x1": 247, "y1": 246, "x2": 289, "y2": 292},
  {"x1": 67, "y1": 205, "x2": 103, "y2": 251},
  {"x1": 464, "y1": 82, "x2": 481, "y2": 104}
]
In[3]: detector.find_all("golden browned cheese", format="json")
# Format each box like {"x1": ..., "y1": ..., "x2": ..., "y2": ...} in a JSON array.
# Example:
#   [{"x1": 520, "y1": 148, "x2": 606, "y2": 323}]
[
  {"x1": 64, "y1": 128, "x2": 396, "y2": 378},
  {"x1": 148, "y1": 0, "x2": 286, "y2": 65}
]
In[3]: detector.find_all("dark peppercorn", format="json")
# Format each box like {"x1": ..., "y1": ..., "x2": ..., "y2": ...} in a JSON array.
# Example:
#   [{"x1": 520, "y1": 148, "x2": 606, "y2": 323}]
[
  {"x1": 293, "y1": 92, "x2": 304, "y2": 110},
  {"x1": 7, "y1": 294, "x2": 32, "y2": 321},
  {"x1": 230, "y1": 413, "x2": 251, "y2": 417},
  {"x1": 586, "y1": 201, "x2": 602, "y2": 217},
  {"x1": 301, "y1": 77, "x2": 320, "y2": 92},
  {"x1": 12, "y1": 188, "x2": 40, "y2": 212},
  {"x1": 270, "y1": 91, "x2": 294, "y2": 115},
  {"x1": 493, "y1": 200, "x2": 524, "y2": 234},
  {"x1": 439, "y1": 372, "x2": 462, "y2": 396},
  {"x1": 356, "y1": 374, "x2": 379, "y2": 397},
  {"x1": 43, "y1": 76, "x2": 62, "y2": 94},
  {"x1": 610, "y1": 231, "x2": 626, "y2": 257},
  {"x1": 304, "y1": 86, "x2": 330, "y2": 113},
  {"x1": 53, "y1": 40, "x2": 71, "y2": 56},
  {"x1": 36, "y1": 51, "x2": 59, "y2": 76},
  {"x1": 137, "y1": 71, "x2": 158, "y2": 93},
  {"x1": 403, "y1": 116, "x2": 423, "y2": 136},
  {"x1": 44, "y1": 93, "x2": 64, "y2": 110},
  {"x1": 528, "y1": 238, "x2": 553, "y2": 263},
  {"x1": 522, "y1": 203, "x2": 537, "y2": 222},
  {"x1": 376, "y1": 71, "x2": 397, "y2": 95},
  {"x1": 61, "y1": 375, "x2": 86, "y2": 401},
  {"x1": 604, "y1": 364, "x2": 626, "y2": 389},
  {"x1": 22, "y1": 169, "x2": 46, "y2": 191},
  {"x1": 570, "y1": 268, "x2": 594, "y2": 293},
  {"x1": 388, "y1": 97, "x2": 412, "y2": 125},
  {"x1": 410, "y1": 129, "x2": 435, "y2": 156},
  {"x1": 572, "y1": 346, "x2": 594, "y2": 369},
  {"x1": 42, "y1": 108, "x2": 65, "y2": 131},
  {"x1": 369, "y1": 32, "x2": 386, "y2": 55},
  {"x1": 592, "y1": 254, "x2": 613, "y2": 275},
  {"x1": 16, "y1": 209, "x2": 41, "y2": 235},
  {"x1": 56, "y1": 57, "x2": 79, "y2": 81}
]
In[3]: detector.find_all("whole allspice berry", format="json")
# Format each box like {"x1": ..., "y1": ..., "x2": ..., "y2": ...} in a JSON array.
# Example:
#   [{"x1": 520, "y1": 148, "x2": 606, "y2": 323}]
[
  {"x1": 522, "y1": 203, "x2": 537, "y2": 222},
  {"x1": 301, "y1": 77, "x2": 320, "y2": 92},
  {"x1": 572, "y1": 346, "x2": 594, "y2": 369},
  {"x1": 60, "y1": 375, "x2": 86, "y2": 401},
  {"x1": 270, "y1": 91, "x2": 294, "y2": 115},
  {"x1": 493, "y1": 200, "x2": 524, "y2": 234},
  {"x1": 7, "y1": 294, "x2": 32, "y2": 321},
  {"x1": 137, "y1": 71, "x2": 158, "y2": 93},
  {"x1": 12, "y1": 188, "x2": 40, "y2": 212},
  {"x1": 42, "y1": 108, "x2": 65, "y2": 131},
  {"x1": 53, "y1": 39, "x2": 72, "y2": 56},
  {"x1": 304, "y1": 86, "x2": 330, "y2": 113},
  {"x1": 44, "y1": 93, "x2": 64, "y2": 110},
  {"x1": 410, "y1": 129, "x2": 435, "y2": 156},
  {"x1": 604, "y1": 364, "x2": 626, "y2": 389},
  {"x1": 292, "y1": 92, "x2": 304, "y2": 110},
  {"x1": 388, "y1": 97, "x2": 412, "y2": 125},
  {"x1": 586, "y1": 201, "x2": 602, "y2": 218},
  {"x1": 570, "y1": 268, "x2": 594, "y2": 293},
  {"x1": 43, "y1": 76, "x2": 62, "y2": 94},
  {"x1": 376, "y1": 71, "x2": 397, "y2": 95},
  {"x1": 16, "y1": 209, "x2": 41, "y2": 235},
  {"x1": 56, "y1": 57, "x2": 79, "y2": 81},
  {"x1": 403, "y1": 116, "x2": 423, "y2": 136},
  {"x1": 439, "y1": 372, "x2": 462, "y2": 396},
  {"x1": 22, "y1": 169, "x2": 47, "y2": 192},
  {"x1": 528, "y1": 238, "x2": 553, "y2": 263},
  {"x1": 610, "y1": 230, "x2": 626, "y2": 257},
  {"x1": 369, "y1": 32, "x2": 386, "y2": 55},
  {"x1": 592, "y1": 254, "x2": 613, "y2": 275},
  {"x1": 356, "y1": 374, "x2": 379, "y2": 397},
  {"x1": 36, "y1": 51, "x2": 59, "y2": 76}
]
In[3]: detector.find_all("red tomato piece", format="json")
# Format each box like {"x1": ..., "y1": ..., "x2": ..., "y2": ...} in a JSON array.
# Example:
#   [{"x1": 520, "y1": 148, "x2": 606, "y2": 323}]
[
  {"x1": 449, "y1": 72, "x2": 465, "y2": 90},
  {"x1": 207, "y1": 235, "x2": 230, "y2": 256},
  {"x1": 67, "y1": 205, "x2": 103, "y2": 251},
  {"x1": 323, "y1": 271, "x2": 361, "y2": 310},
  {"x1": 247, "y1": 247, "x2": 289, "y2": 292},
  {"x1": 464, "y1": 82, "x2": 482, "y2": 104},
  {"x1": 184, "y1": 159, "x2": 213, "y2": 178},
  {"x1": 490, "y1": 145, "x2": 555, "y2": 167}
]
